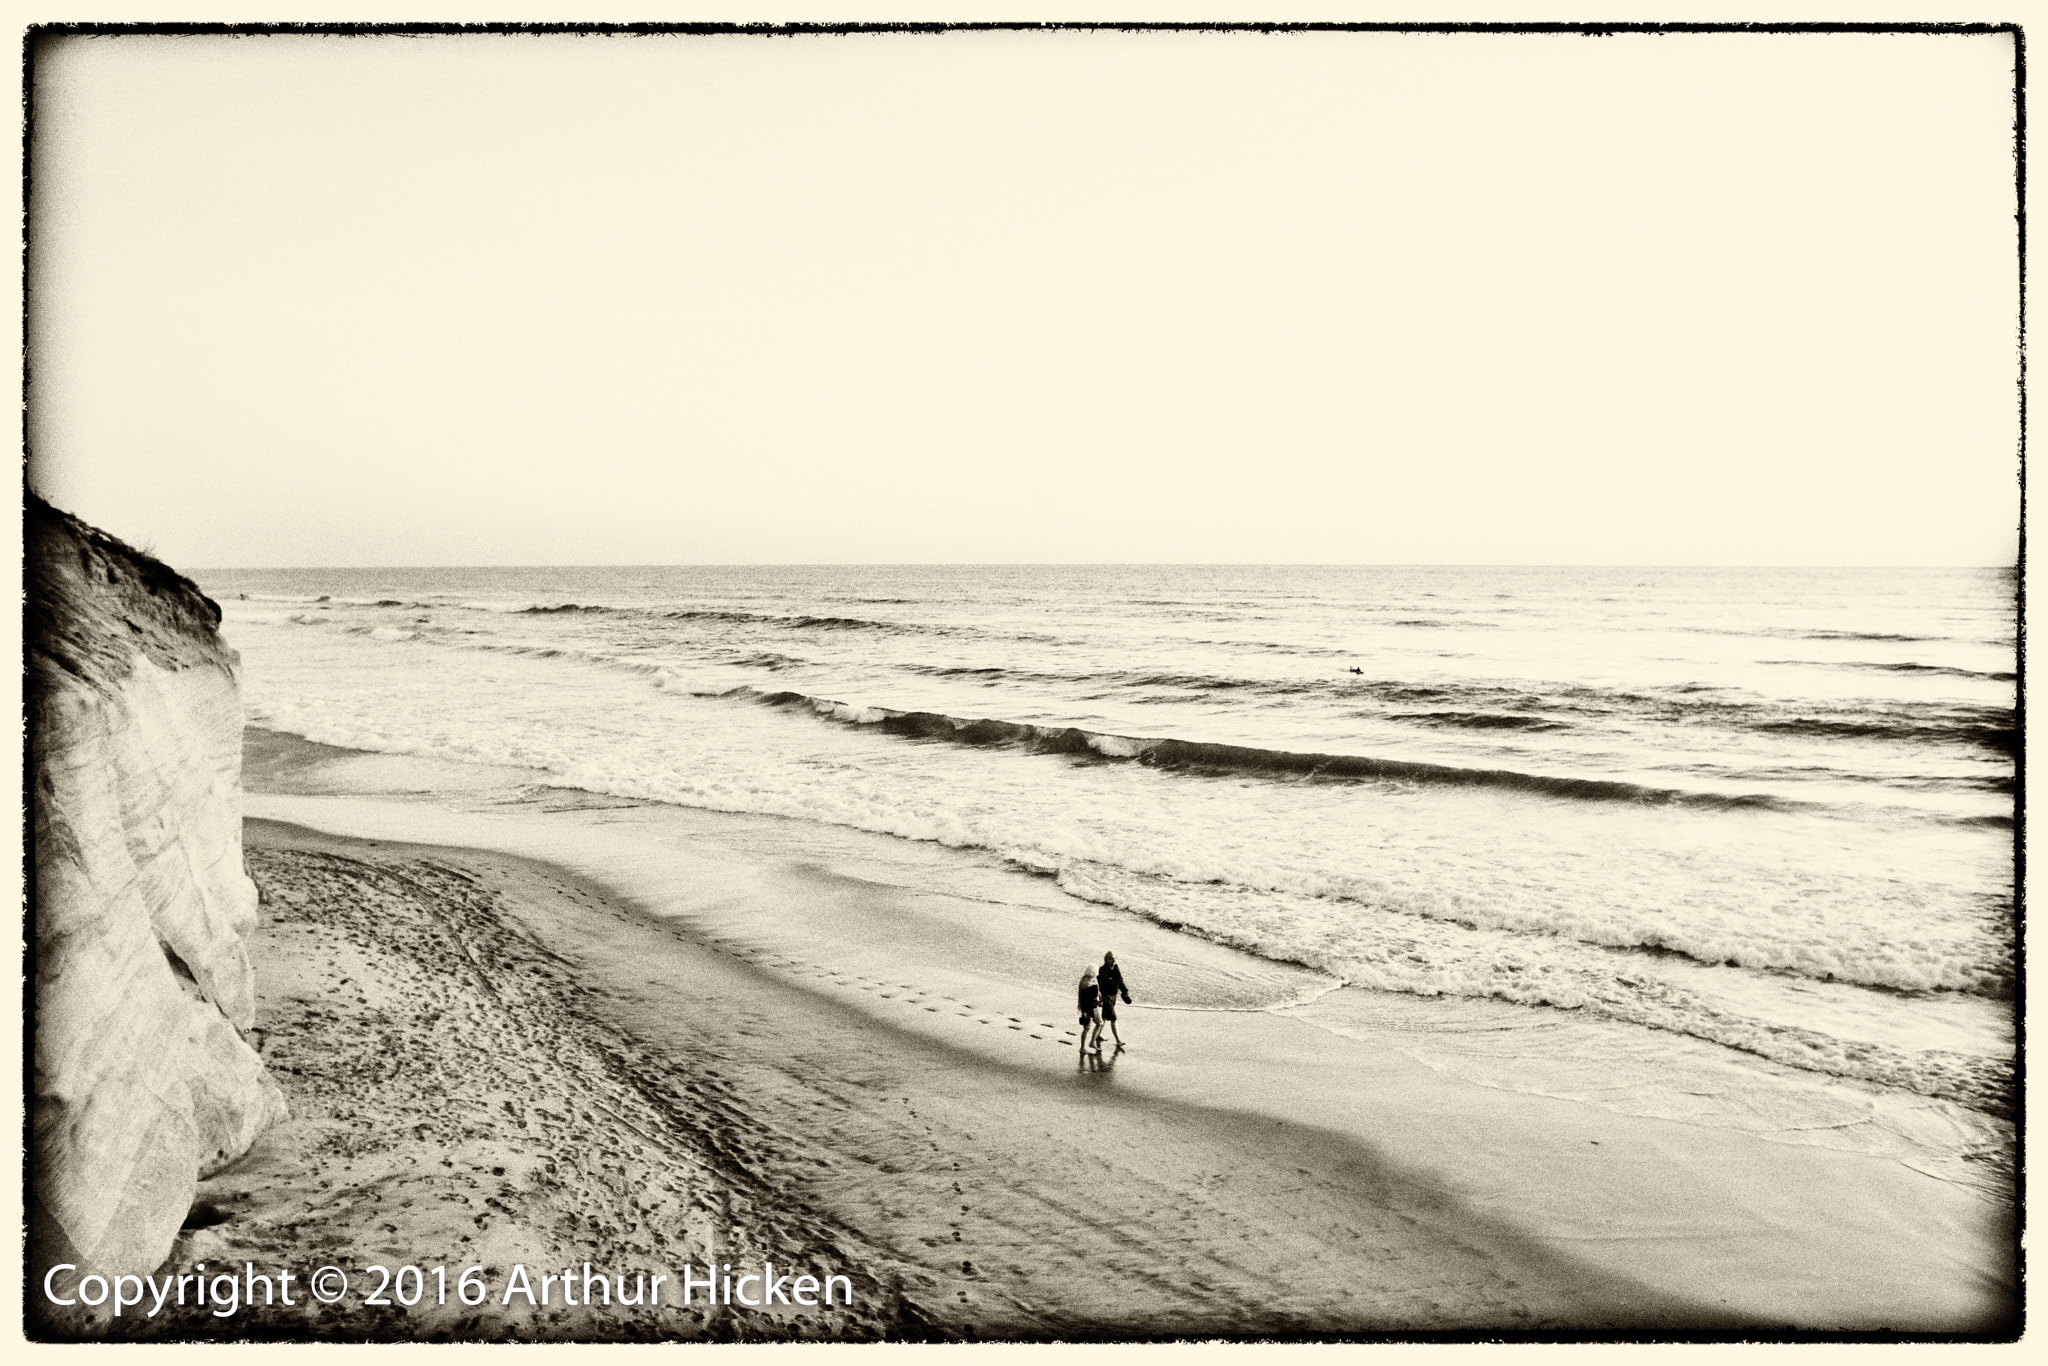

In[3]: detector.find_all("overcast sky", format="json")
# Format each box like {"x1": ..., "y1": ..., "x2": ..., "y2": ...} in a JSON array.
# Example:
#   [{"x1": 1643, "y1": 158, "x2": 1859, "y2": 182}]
[{"x1": 26, "y1": 28, "x2": 2020, "y2": 567}]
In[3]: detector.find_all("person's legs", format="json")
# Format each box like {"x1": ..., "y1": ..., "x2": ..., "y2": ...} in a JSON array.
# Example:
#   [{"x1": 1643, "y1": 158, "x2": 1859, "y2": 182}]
[{"x1": 1102, "y1": 1007, "x2": 1123, "y2": 1049}]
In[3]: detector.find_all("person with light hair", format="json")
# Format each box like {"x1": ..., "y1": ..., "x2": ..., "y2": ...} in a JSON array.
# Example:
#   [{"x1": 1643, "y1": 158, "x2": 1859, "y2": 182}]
[{"x1": 1077, "y1": 966, "x2": 1103, "y2": 1055}]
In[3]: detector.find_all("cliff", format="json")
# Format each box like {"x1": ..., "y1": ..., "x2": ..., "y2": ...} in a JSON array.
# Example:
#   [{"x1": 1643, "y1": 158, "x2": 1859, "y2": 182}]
[{"x1": 26, "y1": 492, "x2": 287, "y2": 1284}]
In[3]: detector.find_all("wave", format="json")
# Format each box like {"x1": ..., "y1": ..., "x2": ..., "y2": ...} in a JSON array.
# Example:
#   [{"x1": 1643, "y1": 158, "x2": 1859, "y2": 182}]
[
  {"x1": 1796, "y1": 629, "x2": 1942, "y2": 643},
  {"x1": 651, "y1": 606, "x2": 909, "y2": 633},
  {"x1": 1391, "y1": 711, "x2": 1569, "y2": 731},
  {"x1": 280, "y1": 595, "x2": 901, "y2": 630},
  {"x1": 1055, "y1": 861, "x2": 2012, "y2": 1116},
  {"x1": 469, "y1": 640, "x2": 673, "y2": 678},
  {"x1": 1124, "y1": 671, "x2": 1325, "y2": 695},
  {"x1": 1352, "y1": 677, "x2": 2016, "y2": 756},
  {"x1": 239, "y1": 598, "x2": 2017, "y2": 761},
  {"x1": 1191, "y1": 637, "x2": 1357, "y2": 660},
  {"x1": 735, "y1": 687, "x2": 1787, "y2": 811},
  {"x1": 445, "y1": 624, "x2": 2016, "y2": 764},
  {"x1": 918, "y1": 665, "x2": 1009, "y2": 679},
  {"x1": 900, "y1": 662, "x2": 1335, "y2": 696},
  {"x1": 1763, "y1": 659, "x2": 2018, "y2": 682},
  {"x1": 475, "y1": 600, "x2": 922, "y2": 635},
  {"x1": 720, "y1": 650, "x2": 808, "y2": 672},
  {"x1": 1866, "y1": 662, "x2": 2016, "y2": 682},
  {"x1": 277, "y1": 605, "x2": 2016, "y2": 766},
  {"x1": 1758, "y1": 715, "x2": 2017, "y2": 754},
  {"x1": 240, "y1": 592, "x2": 430, "y2": 610},
  {"x1": 1682, "y1": 625, "x2": 1967, "y2": 645}
]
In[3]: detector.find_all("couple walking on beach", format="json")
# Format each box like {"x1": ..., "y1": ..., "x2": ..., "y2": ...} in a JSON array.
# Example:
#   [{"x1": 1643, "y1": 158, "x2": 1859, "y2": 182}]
[{"x1": 1077, "y1": 952, "x2": 1132, "y2": 1056}]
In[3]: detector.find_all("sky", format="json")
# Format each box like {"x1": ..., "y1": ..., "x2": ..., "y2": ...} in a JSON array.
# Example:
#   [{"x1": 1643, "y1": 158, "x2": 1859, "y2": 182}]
[{"x1": 25, "y1": 27, "x2": 2022, "y2": 567}]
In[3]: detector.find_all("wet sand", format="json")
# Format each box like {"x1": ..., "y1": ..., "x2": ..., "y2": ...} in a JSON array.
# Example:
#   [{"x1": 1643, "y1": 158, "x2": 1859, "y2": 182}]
[{"x1": 126, "y1": 731, "x2": 2015, "y2": 1339}]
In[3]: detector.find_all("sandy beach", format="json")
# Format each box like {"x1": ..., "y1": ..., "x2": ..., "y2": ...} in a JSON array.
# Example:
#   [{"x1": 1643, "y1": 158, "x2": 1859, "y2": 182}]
[
  {"x1": 92, "y1": 731, "x2": 2012, "y2": 1340},
  {"x1": 28, "y1": 26, "x2": 2020, "y2": 1347}
]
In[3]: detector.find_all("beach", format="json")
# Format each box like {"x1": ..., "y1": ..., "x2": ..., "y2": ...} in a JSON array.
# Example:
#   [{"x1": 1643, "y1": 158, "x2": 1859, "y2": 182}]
[
  {"x1": 116, "y1": 729, "x2": 2014, "y2": 1338},
  {"x1": 28, "y1": 30, "x2": 2019, "y2": 1344}
]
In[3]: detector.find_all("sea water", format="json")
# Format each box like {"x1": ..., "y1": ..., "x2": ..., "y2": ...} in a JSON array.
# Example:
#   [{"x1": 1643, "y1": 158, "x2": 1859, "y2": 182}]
[{"x1": 198, "y1": 565, "x2": 2017, "y2": 1120}]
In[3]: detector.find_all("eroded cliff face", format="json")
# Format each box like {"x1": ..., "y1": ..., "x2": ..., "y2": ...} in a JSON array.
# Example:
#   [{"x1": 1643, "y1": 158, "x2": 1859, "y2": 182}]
[{"x1": 28, "y1": 493, "x2": 287, "y2": 1281}]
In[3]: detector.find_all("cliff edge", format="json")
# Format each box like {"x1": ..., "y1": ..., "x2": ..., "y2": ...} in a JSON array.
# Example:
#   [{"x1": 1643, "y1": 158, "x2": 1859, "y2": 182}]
[{"x1": 27, "y1": 492, "x2": 286, "y2": 1285}]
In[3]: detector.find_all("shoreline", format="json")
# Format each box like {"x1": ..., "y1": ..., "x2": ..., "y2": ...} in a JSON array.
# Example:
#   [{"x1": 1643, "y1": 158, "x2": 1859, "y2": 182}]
[{"x1": 102, "y1": 730, "x2": 2013, "y2": 1338}]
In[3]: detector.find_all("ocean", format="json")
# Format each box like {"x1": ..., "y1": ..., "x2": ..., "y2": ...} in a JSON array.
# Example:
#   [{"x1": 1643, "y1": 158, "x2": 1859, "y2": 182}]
[{"x1": 199, "y1": 564, "x2": 2017, "y2": 1125}]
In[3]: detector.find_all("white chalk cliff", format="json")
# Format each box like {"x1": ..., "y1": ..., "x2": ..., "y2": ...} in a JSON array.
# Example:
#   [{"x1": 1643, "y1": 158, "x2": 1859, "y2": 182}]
[{"x1": 28, "y1": 493, "x2": 286, "y2": 1280}]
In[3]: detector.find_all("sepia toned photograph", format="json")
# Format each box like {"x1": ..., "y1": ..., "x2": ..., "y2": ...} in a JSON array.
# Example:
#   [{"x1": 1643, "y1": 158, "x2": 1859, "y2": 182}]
[{"x1": 22, "y1": 22, "x2": 2021, "y2": 1342}]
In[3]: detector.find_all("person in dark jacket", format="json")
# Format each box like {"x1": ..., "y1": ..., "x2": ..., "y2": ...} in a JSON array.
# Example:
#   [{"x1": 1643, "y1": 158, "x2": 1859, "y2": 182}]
[
  {"x1": 1077, "y1": 967, "x2": 1103, "y2": 1055},
  {"x1": 1097, "y1": 952, "x2": 1133, "y2": 1051}
]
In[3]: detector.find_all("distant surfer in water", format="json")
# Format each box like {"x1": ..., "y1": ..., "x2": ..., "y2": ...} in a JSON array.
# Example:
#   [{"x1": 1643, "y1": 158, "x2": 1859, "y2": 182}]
[
  {"x1": 1077, "y1": 968, "x2": 1103, "y2": 1055},
  {"x1": 1097, "y1": 952, "x2": 1133, "y2": 1051}
]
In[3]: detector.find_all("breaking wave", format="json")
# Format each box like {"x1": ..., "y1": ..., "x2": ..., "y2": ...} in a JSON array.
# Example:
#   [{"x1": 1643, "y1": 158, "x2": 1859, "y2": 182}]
[{"x1": 731, "y1": 686, "x2": 1791, "y2": 811}]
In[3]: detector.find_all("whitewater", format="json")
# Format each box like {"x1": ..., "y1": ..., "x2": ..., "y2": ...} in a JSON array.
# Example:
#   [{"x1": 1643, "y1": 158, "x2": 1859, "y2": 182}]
[{"x1": 200, "y1": 564, "x2": 2016, "y2": 1122}]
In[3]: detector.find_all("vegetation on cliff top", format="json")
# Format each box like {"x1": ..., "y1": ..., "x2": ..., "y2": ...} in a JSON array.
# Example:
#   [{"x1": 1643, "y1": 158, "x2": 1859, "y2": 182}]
[{"x1": 26, "y1": 490, "x2": 235, "y2": 699}]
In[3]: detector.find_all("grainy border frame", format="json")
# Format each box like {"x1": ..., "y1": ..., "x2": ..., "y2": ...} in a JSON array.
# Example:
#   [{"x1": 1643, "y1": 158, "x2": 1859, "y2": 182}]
[{"x1": 16, "y1": 19, "x2": 2027, "y2": 1345}]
